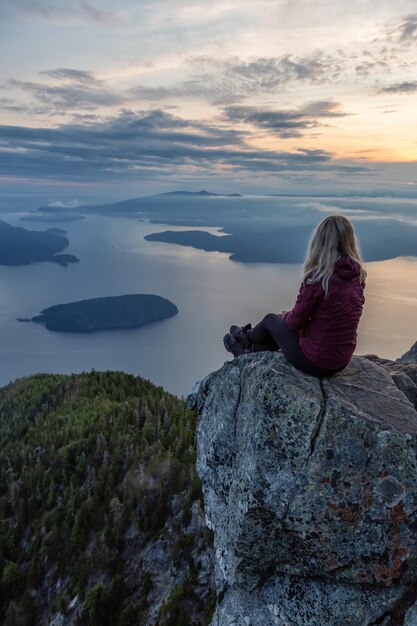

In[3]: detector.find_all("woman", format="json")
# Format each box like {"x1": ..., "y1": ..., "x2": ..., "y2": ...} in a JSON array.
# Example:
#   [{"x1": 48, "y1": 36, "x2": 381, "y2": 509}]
[{"x1": 223, "y1": 215, "x2": 366, "y2": 377}]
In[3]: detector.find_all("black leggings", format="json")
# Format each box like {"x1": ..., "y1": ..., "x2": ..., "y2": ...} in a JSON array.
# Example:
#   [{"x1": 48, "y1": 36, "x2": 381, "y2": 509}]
[{"x1": 247, "y1": 313, "x2": 342, "y2": 377}]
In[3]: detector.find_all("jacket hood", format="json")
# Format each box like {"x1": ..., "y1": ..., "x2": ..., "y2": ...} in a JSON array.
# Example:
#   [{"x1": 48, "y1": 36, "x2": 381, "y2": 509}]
[{"x1": 333, "y1": 256, "x2": 361, "y2": 282}]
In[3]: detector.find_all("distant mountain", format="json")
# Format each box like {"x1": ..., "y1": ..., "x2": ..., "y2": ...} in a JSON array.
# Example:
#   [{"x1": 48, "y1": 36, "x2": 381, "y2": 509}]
[
  {"x1": 0, "y1": 219, "x2": 79, "y2": 267},
  {"x1": 34, "y1": 190, "x2": 244, "y2": 215},
  {"x1": 28, "y1": 294, "x2": 178, "y2": 333},
  {"x1": 0, "y1": 372, "x2": 215, "y2": 625},
  {"x1": 155, "y1": 190, "x2": 242, "y2": 197}
]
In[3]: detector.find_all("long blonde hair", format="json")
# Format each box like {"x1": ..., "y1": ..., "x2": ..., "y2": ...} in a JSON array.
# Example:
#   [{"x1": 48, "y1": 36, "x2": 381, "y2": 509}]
[{"x1": 302, "y1": 215, "x2": 366, "y2": 295}]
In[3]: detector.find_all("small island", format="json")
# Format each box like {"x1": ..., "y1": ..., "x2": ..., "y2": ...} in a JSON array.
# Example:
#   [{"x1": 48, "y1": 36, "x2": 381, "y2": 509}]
[{"x1": 27, "y1": 294, "x2": 178, "y2": 332}]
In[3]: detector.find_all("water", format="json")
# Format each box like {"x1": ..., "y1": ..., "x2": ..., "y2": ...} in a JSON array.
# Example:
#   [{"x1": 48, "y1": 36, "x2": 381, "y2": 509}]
[{"x1": 0, "y1": 212, "x2": 416, "y2": 396}]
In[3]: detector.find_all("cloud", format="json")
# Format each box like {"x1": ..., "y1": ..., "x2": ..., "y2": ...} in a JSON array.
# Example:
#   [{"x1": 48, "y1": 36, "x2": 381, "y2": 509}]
[
  {"x1": 395, "y1": 13, "x2": 417, "y2": 42},
  {"x1": 0, "y1": 108, "x2": 368, "y2": 183},
  {"x1": 298, "y1": 101, "x2": 350, "y2": 118},
  {"x1": 129, "y1": 42, "x2": 413, "y2": 105},
  {"x1": 0, "y1": 97, "x2": 28, "y2": 113},
  {"x1": 130, "y1": 52, "x2": 349, "y2": 105},
  {"x1": 379, "y1": 80, "x2": 417, "y2": 94},
  {"x1": 39, "y1": 68, "x2": 99, "y2": 84},
  {"x1": 0, "y1": 0, "x2": 121, "y2": 24},
  {"x1": 4, "y1": 74, "x2": 127, "y2": 113},
  {"x1": 221, "y1": 54, "x2": 345, "y2": 85},
  {"x1": 354, "y1": 58, "x2": 392, "y2": 77},
  {"x1": 79, "y1": 0, "x2": 121, "y2": 25},
  {"x1": 224, "y1": 101, "x2": 350, "y2": 138},
  {"x1": 380, "y1": 12, "x2": 417, "y2": 50},
  {"x1": 48, "y1": 199, "x2": 79, "y2": 207}
]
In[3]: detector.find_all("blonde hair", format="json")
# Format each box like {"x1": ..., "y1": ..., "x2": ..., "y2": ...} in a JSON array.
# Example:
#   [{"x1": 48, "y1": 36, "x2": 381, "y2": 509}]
[{"x1": 302, "y1": 215, "x2": 367, "y2": 295}]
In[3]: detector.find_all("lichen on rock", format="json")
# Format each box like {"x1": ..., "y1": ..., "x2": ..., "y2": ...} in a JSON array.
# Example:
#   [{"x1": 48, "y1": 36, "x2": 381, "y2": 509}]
[{"x1": 190, "y1": 344, "x2": 417, "y2": 626}]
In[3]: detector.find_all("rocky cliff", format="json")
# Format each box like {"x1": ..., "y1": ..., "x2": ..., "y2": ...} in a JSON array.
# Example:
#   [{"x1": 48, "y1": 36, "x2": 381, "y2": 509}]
[{"x1": 190, "y1": 341, "x2": 417, "y2": 626}]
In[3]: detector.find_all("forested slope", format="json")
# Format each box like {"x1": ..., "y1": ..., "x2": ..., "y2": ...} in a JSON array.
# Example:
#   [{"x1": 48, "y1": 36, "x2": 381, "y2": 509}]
[{"x1": 0, "y1": 371, "x2": 214, "y2": 625}]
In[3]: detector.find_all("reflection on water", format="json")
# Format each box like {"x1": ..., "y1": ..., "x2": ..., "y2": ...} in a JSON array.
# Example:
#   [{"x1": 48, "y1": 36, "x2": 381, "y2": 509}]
[
  {"x1": 359, "y1": 257, "x2": 417, "y2": 358},
  {"x1": 0, "y1": 213, "x2": 416, "y2": 396}
]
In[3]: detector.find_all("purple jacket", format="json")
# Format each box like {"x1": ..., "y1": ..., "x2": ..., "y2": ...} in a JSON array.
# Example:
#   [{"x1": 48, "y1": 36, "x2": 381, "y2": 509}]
[{"x1": 283, "y1": 256, "x2": 365, "y2": 370}]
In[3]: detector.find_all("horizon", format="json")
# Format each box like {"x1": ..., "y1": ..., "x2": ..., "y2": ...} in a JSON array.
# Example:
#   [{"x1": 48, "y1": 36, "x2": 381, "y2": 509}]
[
  {"x1": 6, "y1": 187, "x2": 417, "y2": 214},
  {"x1": 1, "y1": 1, "x2": 417, "y2": 209}
]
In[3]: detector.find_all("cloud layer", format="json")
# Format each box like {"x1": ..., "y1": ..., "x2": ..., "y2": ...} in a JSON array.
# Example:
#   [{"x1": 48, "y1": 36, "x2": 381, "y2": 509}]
[{"x1": 0, "y1": 108, "x2": 369, "y2": 182}]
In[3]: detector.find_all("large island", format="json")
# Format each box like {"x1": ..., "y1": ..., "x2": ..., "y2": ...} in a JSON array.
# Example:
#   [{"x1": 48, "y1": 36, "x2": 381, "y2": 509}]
[
  {"x1": 0, "y1": 219, "x2": 79, "y2": 266},
  {"x1": 29, "y1": 294, "x2": 178, "y2": 332}
]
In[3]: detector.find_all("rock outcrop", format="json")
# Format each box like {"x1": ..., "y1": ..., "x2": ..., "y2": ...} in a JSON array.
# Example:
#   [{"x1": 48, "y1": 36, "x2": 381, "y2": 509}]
[{"x1": 190, "y1": 343, "x2": 417, "y2": 626}]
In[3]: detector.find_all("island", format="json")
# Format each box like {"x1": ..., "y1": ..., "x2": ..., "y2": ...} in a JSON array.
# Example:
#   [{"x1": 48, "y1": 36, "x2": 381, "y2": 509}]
[
  {"x1": 28, "y1": 294, "x2": 178, "y2": 332},
  {"x1": 0, "y1": 219, "x2": 79, "y2": 266},
  {"x1": 144, "y1": 228, "x2": 309, "y2": 263}
]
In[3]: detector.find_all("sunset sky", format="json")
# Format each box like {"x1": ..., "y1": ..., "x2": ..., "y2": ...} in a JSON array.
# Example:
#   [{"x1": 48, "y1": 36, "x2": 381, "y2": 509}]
[{"x1": 1, "y1": 0, "x2": 417, "y2": 205}]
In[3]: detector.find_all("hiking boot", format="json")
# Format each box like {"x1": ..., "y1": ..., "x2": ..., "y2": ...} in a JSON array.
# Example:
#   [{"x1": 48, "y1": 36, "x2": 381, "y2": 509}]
[
  {"x1": 223, "y1": 333, "x2": 252, "y2": 357},
  {"x1": 229, "y1": 323, "x2": 252, "y2": 348}
]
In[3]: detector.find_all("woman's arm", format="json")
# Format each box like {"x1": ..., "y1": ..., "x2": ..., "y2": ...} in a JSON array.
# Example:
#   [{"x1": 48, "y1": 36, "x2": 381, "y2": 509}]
[{"x1": 283, "y1": 281, "x2": 323, "y2": 331}]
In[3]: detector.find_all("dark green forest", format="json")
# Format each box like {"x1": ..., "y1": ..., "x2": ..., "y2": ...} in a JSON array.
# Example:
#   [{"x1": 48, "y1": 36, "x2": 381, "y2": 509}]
[{"x1": 0, "y1": 371, "x2": 214, "y2": 625}]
